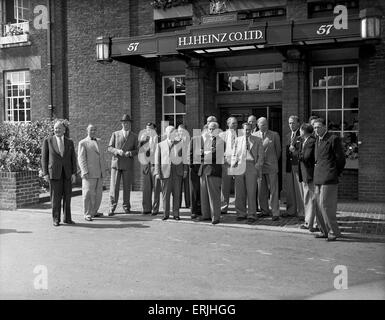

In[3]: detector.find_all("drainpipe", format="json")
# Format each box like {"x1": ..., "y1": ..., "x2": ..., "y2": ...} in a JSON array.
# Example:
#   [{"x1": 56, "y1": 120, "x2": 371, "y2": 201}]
[{"x1": 47, "y1": 0, "x2": 53, "y2": 120}]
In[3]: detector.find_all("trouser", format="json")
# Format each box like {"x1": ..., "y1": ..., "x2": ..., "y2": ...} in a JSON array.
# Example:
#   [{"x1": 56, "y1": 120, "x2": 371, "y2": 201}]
[
  {"x1": 221, "y1": 163, "x2": 234, "y2": 213},
  {"x1": 50, "y1": 174, "x2": 72, "y2": 223},
  {"x1": 82, "y1": 177, "x2": 103, "y2": 217},
  {"x1": 109, "y1": 168, "x2": 132, "y2": 212},
  {"x1": 200, "y1": 173, "x2": 221, "y2": 222},
  {"x1": 189, "y1": 167, "x2": 201, "y2": 216},
  {"x1": 161, "y1": 169, "x2": 182, "y2": 218},
  {"x1": 258, "y1": 173, "x2": 280, "y2": 217},
  {"x1": 286, "y1": 165, "x2": 304, "y2": 217},
  {"x1": 315, "y1": 184, "x2": 341, "y2": 237},
  {"x1": 179, "y1": 171, "x2": 191, "y2": 208},
  {"x1": 234, "y1": 160, "x2": 258, "y2": 218},
  {"x1": 302, "y1": 181, "x2": 317, "y2": 228},
  {"x1": 142, "y1": 166, "x2": 161, "y2": 213}
]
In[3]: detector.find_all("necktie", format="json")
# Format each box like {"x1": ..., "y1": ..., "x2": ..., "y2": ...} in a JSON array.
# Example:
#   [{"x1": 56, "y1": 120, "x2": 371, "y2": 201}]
[
  {"x1": 262, "y1": 132, "x2": 266, "y2": 140},
  {"x1": 246, "y1": 137, "x2": 250, "y2": 151},
  {"x1": 58, "y1": 137, "x2": 64, "y2": 157},
  {"x1": 231, "y1": 133, "x2": 235, "y2": 149}
]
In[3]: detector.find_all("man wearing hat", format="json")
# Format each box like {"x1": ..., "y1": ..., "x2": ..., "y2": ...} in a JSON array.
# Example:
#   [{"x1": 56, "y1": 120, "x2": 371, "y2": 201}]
[{"x1": 107, "y1": 114, "x2": 138, "y2": 215}]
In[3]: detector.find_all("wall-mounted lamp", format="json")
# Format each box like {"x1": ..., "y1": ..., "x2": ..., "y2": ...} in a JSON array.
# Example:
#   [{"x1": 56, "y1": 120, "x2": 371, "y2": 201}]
[
  {"x1": 96, "y1": 36, "x2": 112, "y2": 62},
  {"x1": 360, "y1": 8, "x2": 381, "y2": 39}
]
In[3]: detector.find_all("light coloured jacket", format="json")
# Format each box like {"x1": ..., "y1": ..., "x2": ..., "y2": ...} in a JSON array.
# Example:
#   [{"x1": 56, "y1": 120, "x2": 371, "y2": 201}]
[{"x1": 78, "y1": 137, "x2": 107, "y2": 178}]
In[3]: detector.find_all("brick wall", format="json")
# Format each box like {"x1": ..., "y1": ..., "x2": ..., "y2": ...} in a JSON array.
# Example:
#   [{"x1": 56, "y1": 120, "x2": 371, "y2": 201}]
[
  {"x1": 0, "y1": 171, "x2": 40, "y2": 210},
  {"x1": 338, "y1": 169, "x2": 358, "y2": 200}
]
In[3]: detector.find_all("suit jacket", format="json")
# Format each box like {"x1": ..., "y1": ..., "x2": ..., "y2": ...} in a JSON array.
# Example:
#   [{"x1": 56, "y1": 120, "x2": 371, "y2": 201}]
[
  {"x1": 138, "y1": 132, "x2": 158, "y2": 175},
  {"x1": 108, "y1": 130, "x2": 138, "y2": 170},
  {"x1": 154, "y1": 139, "x2": 187, "y2": 179},
  {"x1": 314, "y1": 132, "x2": 346, "y2": 185},
  {"x1": 41, "y1": 135, "x2": 77, "y2": 180},
  {"x1": 286, "y1": 129, "x2": 301, "y2": 172},
  {"x1": 198, "y1": 135, "x2": 223, "y2": 178},
  {"x1": 78, "y1": 137, "x2": 107, "y2": 179},
  {"x1": 298, "y1": 135, "x2": 316, "y2": 183},
  {"x1": 231, "y1": 135, "x2": 264, "y2": 170},
  {"x1": 253, "y1": 130, "x2": 281, "y2": 174}
]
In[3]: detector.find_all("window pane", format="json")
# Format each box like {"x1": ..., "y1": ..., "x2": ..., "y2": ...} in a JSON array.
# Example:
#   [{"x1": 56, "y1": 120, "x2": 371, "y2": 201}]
[
  {"x1": 218, "y1": 73, "x2": 231, "y2": 91},
  {"x1": 344, "y1": 66, "x2": 358, "y2": 86},
  {"x1": 19, "y1": 110, "x2": 25, "y2": 122},
  {"x1": 25, "y1": 84, "x2": 30, "y2": 96},
  {"x1": 230, "y1": 72, "x2": 245, "y2": 91},
  {"x1": 344, "y1": 88, "x2": 358, "y2": 109},
  {"x1": 19, "y1": 85, "x2": 25, "y2": 96},
  {"x1": 246, "y1": 72, "x2": 260, "y2": 90},
  {"x1": 260, "y1": 70, "x2": 274, "y2": 90},
  {"x1": 12, "y1": 85, "x2": 18, "y2": 96},
  {"x1": 26, "y1": 109, "x2": 31, "y2": 121},
  {"x1": 313, "y1": 68, "x2": 326, "y2": 87},
  {"x1": 25, "y1": 71, "x2": 30, "y2": 83},
  {"x1": 163, "y1": 96, "x2": 174, "y2": 113},
  {"x1": 311, "y1": 110, "x2": 326, "y2": 122},
  {"x1": 328, "y1": 111, "x2": 342, "y2": 130},
  {"x1": 328, "y1": 88, "x2": 342, "y2": 109},
  {"x1": 344, "y1": 109, "x2": 359, "y2": 131},
  {"x1": 275, "y1": 71, "x2": 282, "y2": 89},
  {"x1": 311, "y1": 89, "x2": 326, "y2": 109},
  {"x1": 175, "y1": 95, "x2": 186, "y2": 113},
  {"x1": 327, "y1": 67, "x2": 342, "y2": 86},
  {"x1": 163, "y1": 114, "x2": 175, "y2": 127},
  {"x1": 175, "y1": 77, "x2": 185, "y2": 94},
  {"x1": 164, "y1": 77, "x2": 174, "y2": 94},
  {"x1": 175, "y1": 115, "x2": 185, "y2": 128}
]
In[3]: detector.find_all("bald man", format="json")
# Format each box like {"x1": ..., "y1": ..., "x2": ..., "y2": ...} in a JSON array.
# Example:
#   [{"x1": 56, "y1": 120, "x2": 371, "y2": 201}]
[
  {"x1": 78, "y1": 124, "x2": 107, "y2": 221},
  {"x1": 254, "y1": 117, "x2": 281, "y2": 221}
]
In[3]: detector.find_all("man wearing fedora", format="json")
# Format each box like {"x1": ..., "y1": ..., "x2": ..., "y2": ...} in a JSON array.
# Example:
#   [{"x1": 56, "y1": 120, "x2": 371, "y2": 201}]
[{"x1": 107, "y1": 114, "x2": 138, "y2": 215}]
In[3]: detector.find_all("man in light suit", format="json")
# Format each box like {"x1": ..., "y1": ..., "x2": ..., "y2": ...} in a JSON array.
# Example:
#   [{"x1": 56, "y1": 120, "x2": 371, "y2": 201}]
[
  {"x1": 248, "y1": 115, "x2": 261, "y2": 212},
  {"x1": 313, "y1": 118, "x2": 345, "y2": 241},
  {"x1": 41, "y1": 120, "x2": 77, "y2": 227},
  {"x1": 177, "y1": 124, "x2": 190, "y2": 209},
  {"x1": 108, "y1": 114, "x2": 138, "y2": 215},
  {"x1": 219, "y1": 117, "x2": 238, "y2": 214},
  {"x1": 231, "y1": 123, "x2": 264, "y2": 223},
  {"x1": 255, "y1": 117, "x2": 281, "y2": 221},
  {"x1": 154, "y1": 126, "x2": 188, "y2": 220},
  {"x1": 78, "y1": 124, "x2": 107, "y2": 221},
  {"x1": 284, "y1": 115, "x2": 304, "y2": 219},
  {"x1": 139, "y1": 122, "x2": 161, "y2": 215},
  {"x1": 198, "y1": 121, "x2": 224, "y2": 225}
]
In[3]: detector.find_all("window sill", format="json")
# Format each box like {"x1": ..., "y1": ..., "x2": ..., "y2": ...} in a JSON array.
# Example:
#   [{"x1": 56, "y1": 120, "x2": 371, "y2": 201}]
[{"x1": 0, "y1": 34, "x2": 30, "y2": 48}]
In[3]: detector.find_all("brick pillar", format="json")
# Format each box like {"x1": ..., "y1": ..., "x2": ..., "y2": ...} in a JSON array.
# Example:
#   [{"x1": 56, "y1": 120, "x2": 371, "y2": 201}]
[
  {"x1": 281, "y1": 48, "x2": 309, "y2": 199},
  {"x1": 185, "y1": 58, "x2": 216, "y2": 133}
]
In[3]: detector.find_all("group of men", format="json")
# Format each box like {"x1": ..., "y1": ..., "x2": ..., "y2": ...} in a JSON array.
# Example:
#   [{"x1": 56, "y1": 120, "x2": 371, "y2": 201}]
[{"x1": 41, "y1": 111, "x2": 345, "y2": 241}]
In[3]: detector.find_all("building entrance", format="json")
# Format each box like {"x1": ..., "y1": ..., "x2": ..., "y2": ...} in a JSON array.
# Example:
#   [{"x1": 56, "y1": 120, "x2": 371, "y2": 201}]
[{"x1": 219, "y1": 105, "x2": 283, "y2": 193}]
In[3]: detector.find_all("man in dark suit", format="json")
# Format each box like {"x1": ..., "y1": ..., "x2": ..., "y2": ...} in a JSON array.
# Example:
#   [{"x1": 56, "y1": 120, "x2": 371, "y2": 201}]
[
  {"x1": 108, "y1": 114, "x2": 138, "y2": 215},
  {"x1": 189, "y1": 129, "x2": 203, "y2": 219},
  {"x1": 177, "y1": 124, "x2": 190, "y2": 209},
  {"x1": 198, "y1": 121, "x2": 223, "y2": 225},
  {"x1": 41, "y1": 120, "x2": 77, "y2": 226},
  {"x1": 284, "y1": 115, "x2": 304, "y2": 219},
  {"x1": 313, "y1": 118, "x2": 346, "y2": 241},
  {"x1": 298, "y1": 123, "x2": 317, "y2": 231}
]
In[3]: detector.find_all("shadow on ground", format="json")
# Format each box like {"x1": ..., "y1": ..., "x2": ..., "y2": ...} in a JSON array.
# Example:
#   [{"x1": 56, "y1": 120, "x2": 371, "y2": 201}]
[{"x1": 0, "y1": 229, "x2": 33, "y2": 235}]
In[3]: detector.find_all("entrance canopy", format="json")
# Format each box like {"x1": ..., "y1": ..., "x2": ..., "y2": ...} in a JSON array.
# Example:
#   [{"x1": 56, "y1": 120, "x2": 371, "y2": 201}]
[{"x1": 111, "y1": 16, "x2": 364, "y2": 67}]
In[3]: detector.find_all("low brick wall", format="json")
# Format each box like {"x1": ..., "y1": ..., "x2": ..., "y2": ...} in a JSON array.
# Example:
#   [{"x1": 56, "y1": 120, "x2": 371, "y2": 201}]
[
  {"x1": 0, "y1": 171, "x2": 40, "y2": 210},
  {"x1": 338, "y1": 169, "x2": 358, "y2": 200}
]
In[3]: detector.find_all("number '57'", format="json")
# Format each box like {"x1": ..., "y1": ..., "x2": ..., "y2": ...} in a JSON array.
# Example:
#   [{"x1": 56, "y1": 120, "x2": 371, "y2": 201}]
[
  {"x1": 128, "y1": 42, "x2": 139, "y2": 52},
  {"x1": 317, "y1": 24, "x2": 334, "y2": 35}
]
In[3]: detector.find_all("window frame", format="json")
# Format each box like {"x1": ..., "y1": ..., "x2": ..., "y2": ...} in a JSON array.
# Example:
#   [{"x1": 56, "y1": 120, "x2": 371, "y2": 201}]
[
  {"x1": 162, "y1": 75, "x2": 186, "y2": 127},
  {"x1": 4, "y1": 69, "x2": 31, "y2": 123}
]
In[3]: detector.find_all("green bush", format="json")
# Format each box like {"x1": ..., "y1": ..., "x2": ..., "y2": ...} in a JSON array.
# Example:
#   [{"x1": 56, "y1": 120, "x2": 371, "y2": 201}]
[{"x1": 0, "y1": 119, "x2": 55, "y2": 190}]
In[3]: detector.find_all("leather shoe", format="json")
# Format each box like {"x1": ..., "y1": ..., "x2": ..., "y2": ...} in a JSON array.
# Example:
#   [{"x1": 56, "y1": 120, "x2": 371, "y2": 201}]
[
  {"x1": 309, "y1": 227, "x2": 320, "y2": 233},
  {"x1": 327, "y1": 235, "x2": 338, "y2": 241},
  {"x1": 272, "y1": 216, "x2": 279, "y2": 221},
  {"x1": 64, "y1": 220, "x2": 75, "y2": 224},
  {"x1": 53, "y1": 221, "x2": 59, "y2": 227},
  {"x1": 142, "y1": 211, "x2": 151, "y2": 215},
  {"x1": 162, "y1": 216, "x2": 169, "y2": 221},
  {"x1": 84, "y1": 216, "x2": 93, "y2": 222},
  {"x1": 173, "y1": 216, "x2": 180, "y2": 220},
  {"x1": 314, "y1": 233, "x2": 328, "y2": 239},
  {"x1": 300, "y1": 224, "x2": 309, "y2": 230},
  {"x1": 94, "y1": 213, "x2": 103, "y2": 217},
  {"x1": 198, "y1": 217, "x2": 211, "y2": 221},
  {"x1": 247, "y1": 217, "x2": 256, "y2": 223},
  {"x1": 236, "y1": 216, "x2": 247, "y2": 221},
  {"x1": 151, "y1": 212, "x2": 158, "y2": 216},
  {"x1": 298, "y1": 216, "x2": 305, "y2": 222},
  {"x1": 212, "y1": 220, "x2": 220, "y2": 225}
]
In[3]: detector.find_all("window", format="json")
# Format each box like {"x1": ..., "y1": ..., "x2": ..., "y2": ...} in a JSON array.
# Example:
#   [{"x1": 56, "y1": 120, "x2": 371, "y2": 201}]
[
  {"x1": 308, "y1": 1, "x2": 359, "y2": 19},
  {"x1": 4, "y1": 70, "x2": 31, "y2": 122},
  {"x1": 311, "y1": 65, "x2": 359, "y2": 168},
  {"x1": 155, "y1": 17, "x2": 192, "y2": 33},
  {"x1": 162, "y1": 76, "x2": 186, "y2": 127},
  {"x1": 238, "y1": 7, "x2": 286, "y2": 21},
  {"x1": 14, "y1": 0, "x2": 29, "y2": 22},
  {"x1": 217, "y1": 69, "x2": 282, "y2": 92}
]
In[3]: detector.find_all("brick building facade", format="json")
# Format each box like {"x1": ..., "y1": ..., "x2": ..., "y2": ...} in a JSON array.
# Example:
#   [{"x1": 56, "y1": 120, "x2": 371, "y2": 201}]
[{"x1": 0, "y1": 0, "x2": 384, "y2": 201}]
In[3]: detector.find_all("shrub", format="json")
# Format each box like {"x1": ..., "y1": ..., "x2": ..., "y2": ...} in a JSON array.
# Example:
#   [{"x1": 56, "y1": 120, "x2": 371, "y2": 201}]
[{"x1": 0, "y1": 119, "x2": 55, "y2": 190}]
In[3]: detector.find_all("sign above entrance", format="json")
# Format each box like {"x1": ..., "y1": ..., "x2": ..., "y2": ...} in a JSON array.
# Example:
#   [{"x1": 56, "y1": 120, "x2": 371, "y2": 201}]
[{"x1": 177, "y1": 24, "x2": 266, "y2": 50}]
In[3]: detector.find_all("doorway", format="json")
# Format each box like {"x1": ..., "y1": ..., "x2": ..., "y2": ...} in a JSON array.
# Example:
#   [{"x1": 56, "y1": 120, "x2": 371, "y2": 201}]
[{"x1": 219, "y1": 105, "x2": 283, "y2": 193}]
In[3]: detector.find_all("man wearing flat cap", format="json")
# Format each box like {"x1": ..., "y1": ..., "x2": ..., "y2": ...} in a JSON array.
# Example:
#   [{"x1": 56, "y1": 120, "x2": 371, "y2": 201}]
[{"x1": 108, "y1": 114, "x2": 138, "y2": 215}]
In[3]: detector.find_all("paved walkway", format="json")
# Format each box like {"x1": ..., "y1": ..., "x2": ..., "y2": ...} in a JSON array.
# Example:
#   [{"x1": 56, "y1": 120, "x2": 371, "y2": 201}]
[{"x1": 10, "y1": 190, "x2": 383, "y2": 240}]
